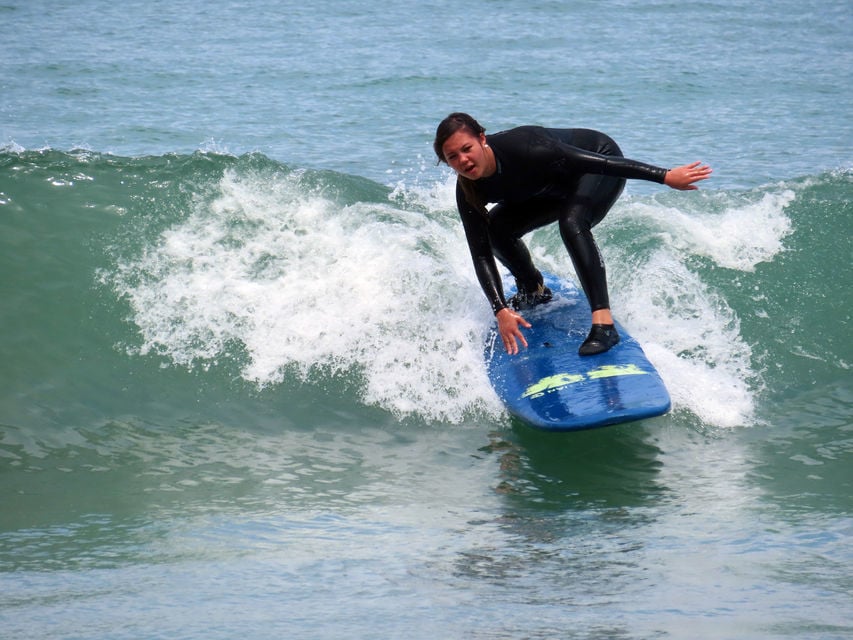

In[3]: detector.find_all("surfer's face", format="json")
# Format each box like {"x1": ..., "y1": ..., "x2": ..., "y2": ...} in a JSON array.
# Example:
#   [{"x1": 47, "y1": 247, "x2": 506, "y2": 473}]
[{"x1": 442, "y1": 130, "x2": 495, "y2": 180}]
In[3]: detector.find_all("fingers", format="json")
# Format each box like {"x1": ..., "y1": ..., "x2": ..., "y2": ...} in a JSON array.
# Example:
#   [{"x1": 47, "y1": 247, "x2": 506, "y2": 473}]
[
  {"x1": 666, "y1": 162, "x2": 713, "y2": 190},
  {"x1": 497, "y1": 309, "x2": 530, "y2": 355},
  {"x1": 502, "y1": 326, "x2": 523, "y2": 354},
  {"x1": 512, "y1": 326, "x2": 529, "y2": 351},
  {"x1": 504, "y1": 336, "x2": 518, "y2": 355},
  {"x1": 503, "y1": 330, "x2": 527, "y2": 355},
  {"x1": 685, "y1": 162, "x2": 713, "y2": 181},
  {"x1": 690, "y1": 164, "x2": 713, "y2": 179}
]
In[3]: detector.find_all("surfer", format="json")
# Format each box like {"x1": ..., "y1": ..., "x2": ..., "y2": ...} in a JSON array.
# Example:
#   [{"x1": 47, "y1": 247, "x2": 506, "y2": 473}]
[{"x1": 433, "y1": 112, "x2": 712, "y2": 356}]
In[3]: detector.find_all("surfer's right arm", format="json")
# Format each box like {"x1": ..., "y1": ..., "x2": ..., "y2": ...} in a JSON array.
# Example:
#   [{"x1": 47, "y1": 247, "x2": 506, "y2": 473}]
[
  {"x1": 456, "y1": 183, "x2": 507, "y2": 314},
  {"x1": 456, "y1": 183, "x2": 531, "y2": 354}
]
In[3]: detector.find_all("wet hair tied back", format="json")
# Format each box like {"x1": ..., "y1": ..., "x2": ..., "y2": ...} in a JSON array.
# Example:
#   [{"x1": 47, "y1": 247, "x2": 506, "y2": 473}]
[{"x1": 433, "y1": 112, "x2": 486, "y2": 163}]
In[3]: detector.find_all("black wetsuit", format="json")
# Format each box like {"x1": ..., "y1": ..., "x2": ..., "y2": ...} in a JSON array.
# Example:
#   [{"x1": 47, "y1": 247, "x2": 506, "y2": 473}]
[{"x1": 455, "y1": 126, "x2": 668, "y2": 314}]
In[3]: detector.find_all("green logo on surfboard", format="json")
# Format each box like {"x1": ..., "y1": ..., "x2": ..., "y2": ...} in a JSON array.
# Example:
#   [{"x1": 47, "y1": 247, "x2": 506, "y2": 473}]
[{"x1": 521, "y1": 364, "x2": 647, "y2": 399}]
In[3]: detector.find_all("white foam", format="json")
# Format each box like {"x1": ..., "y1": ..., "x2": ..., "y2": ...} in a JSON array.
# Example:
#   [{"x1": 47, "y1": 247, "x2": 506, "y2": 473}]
[
  {"x1": 114, "y1": 168, "x2": 503, "y2": 422},
  {"x1": 627, "y1": 188, "x2": 795, "y2": 271},
  {"x1": 610, "y1": 250, "x2": 758, "y2": 428},
  {"x1": 587, "y1": 186, "x2": 798, "y2": 427},
  {"x1": 113, "y1": 168, "x2": 794, "y2": 427},
  {"x1": 0, "y1": 140, "x2": 27, "y2": 153}
]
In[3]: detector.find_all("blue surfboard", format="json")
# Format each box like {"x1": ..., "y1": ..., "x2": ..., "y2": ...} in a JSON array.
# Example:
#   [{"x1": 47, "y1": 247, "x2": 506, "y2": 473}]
[{"x1": 485, "y1": 272, "x2": 670, "y2": 431}]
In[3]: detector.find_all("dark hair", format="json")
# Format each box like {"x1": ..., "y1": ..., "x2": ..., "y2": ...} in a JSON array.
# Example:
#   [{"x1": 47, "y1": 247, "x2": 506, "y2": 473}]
[{"x1": 433, "y1": 112, "x2": 486, "y2": 163}]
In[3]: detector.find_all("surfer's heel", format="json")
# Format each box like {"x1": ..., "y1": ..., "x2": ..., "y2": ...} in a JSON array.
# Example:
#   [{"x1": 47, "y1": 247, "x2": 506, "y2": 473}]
[{"x1": 578, "y1": 324, "x2": 620, "y2": 356}]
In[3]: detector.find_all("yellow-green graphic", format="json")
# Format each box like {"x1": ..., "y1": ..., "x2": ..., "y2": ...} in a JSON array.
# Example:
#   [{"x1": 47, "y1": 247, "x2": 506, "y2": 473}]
[
  {"x1": 521, "y1": 373, "x2": 585, "y2": 399},
  {"x1": 586, "y1": 364, "x2": 646, "y2": 379},
  {"x1": 521, "y1": 364, "x2": 647, "y2": 399}
]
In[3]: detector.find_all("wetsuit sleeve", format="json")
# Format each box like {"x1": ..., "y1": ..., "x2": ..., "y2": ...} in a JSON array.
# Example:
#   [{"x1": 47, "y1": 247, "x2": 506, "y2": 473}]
[
  {"x1": 455, "y1": 183, "x2": 508, "y2": 314},
  {"x1": 549, "y1": 142, "x2": 668, "y2": 183}
]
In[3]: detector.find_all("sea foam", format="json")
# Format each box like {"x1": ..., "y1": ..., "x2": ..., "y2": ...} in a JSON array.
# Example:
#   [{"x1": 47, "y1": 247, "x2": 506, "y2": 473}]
[
  {"x1": 112, "y1": 166, "x2": 503, "y2": 423},
  {"x1": 111, "y1": 165, "x2": 796, "y2": 427}
]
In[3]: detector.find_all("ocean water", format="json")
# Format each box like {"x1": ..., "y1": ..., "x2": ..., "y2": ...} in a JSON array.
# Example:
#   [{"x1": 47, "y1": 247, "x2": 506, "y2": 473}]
[{"x1": 1, "y1": 0, "x2": 851, "y2": 638}]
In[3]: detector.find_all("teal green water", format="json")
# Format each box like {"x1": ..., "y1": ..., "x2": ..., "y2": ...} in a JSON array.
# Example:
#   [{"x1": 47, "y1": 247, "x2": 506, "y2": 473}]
[{"x1": 2, "y1": 0, "x2": 852, "y2": 638}]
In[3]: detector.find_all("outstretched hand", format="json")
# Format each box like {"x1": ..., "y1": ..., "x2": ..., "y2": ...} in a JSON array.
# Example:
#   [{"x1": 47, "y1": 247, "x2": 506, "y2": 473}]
[
  {"x1": 665, "y1": 161, "x2": 713, "y2": 190},
  {"x1": 496, "y1": 308, "x2": 531, "y2": 355}
]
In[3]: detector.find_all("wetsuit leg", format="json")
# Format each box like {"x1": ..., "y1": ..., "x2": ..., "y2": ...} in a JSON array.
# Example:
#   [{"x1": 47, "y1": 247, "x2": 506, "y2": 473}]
[
  {"x1": 488, "y1": 199, "x2": 561, "y2": 291},
  {"x1": 558, "y1": 173, "x2": 625, "y2": 311}
]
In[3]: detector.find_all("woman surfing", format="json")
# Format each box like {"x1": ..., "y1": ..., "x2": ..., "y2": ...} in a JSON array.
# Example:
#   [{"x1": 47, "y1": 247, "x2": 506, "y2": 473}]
[{"x1": 433, "y1": 112, "x2": 712, "y2": 355}]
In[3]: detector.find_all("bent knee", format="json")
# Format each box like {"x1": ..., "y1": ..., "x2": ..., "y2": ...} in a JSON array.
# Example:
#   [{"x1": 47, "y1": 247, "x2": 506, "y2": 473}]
[{"x1": 559, "y1": 213, "x2": 590, "y2": 239}]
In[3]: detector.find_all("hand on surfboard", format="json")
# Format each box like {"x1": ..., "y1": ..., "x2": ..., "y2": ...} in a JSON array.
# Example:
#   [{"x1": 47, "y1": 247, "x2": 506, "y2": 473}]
[{"x1": 496, "y1": 308, "x2": 531, "y2": 355}]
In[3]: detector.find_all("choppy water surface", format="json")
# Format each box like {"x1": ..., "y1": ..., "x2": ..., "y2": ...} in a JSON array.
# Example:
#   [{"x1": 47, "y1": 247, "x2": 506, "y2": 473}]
[{"x1": 1, "y1": 0, "x2": 851, "y2": 638}]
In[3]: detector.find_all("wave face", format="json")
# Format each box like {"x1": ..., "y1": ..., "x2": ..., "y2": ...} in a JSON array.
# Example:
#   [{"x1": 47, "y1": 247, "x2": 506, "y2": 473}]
[
  {"x1": 1, "y1": 0, "x2": 852, "y2": 634},
  {"x1": 3, "y1": 150, "x2": 848, "y2": 430}
]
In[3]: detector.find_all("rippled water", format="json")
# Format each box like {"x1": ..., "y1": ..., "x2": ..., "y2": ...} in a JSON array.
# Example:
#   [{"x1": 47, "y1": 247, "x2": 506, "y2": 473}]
[{"x1": 2, "y1": 0, "x2": 851, "y2": 638}]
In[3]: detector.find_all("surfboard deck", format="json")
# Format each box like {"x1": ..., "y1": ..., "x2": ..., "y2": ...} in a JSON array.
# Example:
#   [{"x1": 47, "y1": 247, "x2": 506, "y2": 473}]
[{"x1": 484, "y1": 272, "x2": 670, "y2": 431}]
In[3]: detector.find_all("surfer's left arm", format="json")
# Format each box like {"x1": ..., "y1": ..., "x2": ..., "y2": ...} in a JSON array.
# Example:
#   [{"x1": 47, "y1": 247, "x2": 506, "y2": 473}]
[
  {"x1": 547, "y1": 139, "x2": 712, "y2": 188},
  {"x1": 545, "y1": 141, "x2": 668, "y2": 183}
]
